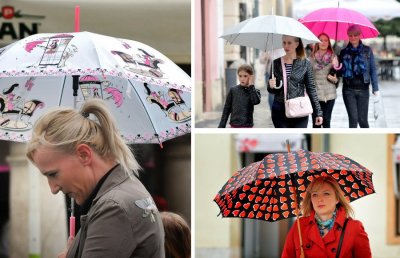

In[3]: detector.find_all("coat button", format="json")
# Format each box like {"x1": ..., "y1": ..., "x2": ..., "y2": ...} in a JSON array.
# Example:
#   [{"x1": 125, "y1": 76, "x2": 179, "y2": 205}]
[
  {"x1": 305, "y1": 243, "x2": 311, "y2": 249},
  {"x1": 331, "y1": 247, "x2": 336, "y2": 253}
]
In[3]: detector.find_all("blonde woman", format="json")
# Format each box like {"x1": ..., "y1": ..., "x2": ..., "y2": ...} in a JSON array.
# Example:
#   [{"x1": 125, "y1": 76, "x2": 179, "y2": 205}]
[
  {"x1": 339, "y1": 25, "x2": 379, "y2": 128},
  {"x1": 281, "y1": 176, "x2": 371, "y2": 258},
  {"x1": 26, "y1": 99, "x2": 165, "y2": 258}
]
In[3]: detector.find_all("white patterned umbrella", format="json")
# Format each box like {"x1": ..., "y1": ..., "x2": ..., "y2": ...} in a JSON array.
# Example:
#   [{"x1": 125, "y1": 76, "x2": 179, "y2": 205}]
[{"x1": 0, "y1": 31, "x2": 191, "y2": 145}]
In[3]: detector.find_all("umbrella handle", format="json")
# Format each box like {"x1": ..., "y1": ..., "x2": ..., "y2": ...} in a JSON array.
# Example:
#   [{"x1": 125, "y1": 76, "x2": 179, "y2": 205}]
[
  {"x1": 69, "y1": 216, "x2": 75, "y2": 237},
  {"x1": 275, "y1": 80, "x2": 283, "y2": 89}
]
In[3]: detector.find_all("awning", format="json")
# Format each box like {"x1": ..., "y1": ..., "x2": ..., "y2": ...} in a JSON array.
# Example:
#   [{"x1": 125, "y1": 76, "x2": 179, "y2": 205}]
[{"x1": 235, "y1": 134, "x2": 307, "y2": 153}]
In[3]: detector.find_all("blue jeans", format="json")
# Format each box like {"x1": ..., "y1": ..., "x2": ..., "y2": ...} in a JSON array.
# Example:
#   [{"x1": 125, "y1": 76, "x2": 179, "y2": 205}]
[
  {"x1": 342, "y1": 87, "x2": 370, "y2": 128},
  {"x1": 271, "y1": 100, "x2": 309, "y2": 128},
  {"x1": 312, "y1": 99, "x2": 335, "y2": 128}
]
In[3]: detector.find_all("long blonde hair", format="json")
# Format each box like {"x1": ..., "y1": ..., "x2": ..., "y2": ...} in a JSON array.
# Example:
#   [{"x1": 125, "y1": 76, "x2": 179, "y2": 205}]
[
  {"x1": 301, "y1": 176, "x2": 354, "y2": 218},
  {"x1": 26, "y1": 99, "x2": 140, "y2": 177}
]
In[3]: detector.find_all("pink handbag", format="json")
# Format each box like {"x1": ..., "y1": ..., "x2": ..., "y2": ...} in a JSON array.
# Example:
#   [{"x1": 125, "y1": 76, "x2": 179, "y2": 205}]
[{"x1": 281, "y1": 58, "x2": 313, "y2": 118}]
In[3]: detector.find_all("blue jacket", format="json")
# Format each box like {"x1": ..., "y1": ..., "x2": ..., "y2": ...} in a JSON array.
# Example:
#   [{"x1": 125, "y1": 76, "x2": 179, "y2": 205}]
[{"x1": 339, "y1": 42, "x2": 379, "y2": 93}]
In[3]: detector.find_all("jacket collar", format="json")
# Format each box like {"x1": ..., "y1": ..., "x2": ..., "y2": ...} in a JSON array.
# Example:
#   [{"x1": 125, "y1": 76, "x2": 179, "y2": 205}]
[
  {"x1": 92, "y1": 164, "x2": 136, "y2": 204},
  {"x1": 303, "y1": 206, "x2": 347, "y2": 249}
]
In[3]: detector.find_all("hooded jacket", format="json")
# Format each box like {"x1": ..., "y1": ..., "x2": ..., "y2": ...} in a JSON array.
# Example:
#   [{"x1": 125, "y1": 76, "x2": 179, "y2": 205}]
[{"x1": 281, "y1": 207, "x2": 371, "y2": 258}]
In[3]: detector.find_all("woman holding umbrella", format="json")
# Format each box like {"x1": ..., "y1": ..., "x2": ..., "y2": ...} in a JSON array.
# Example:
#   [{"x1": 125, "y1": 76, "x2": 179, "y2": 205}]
[
  {"x1": 26, "y1": 99, "x2": 165, "y2": 258},
  {"x1": 268, "y1": 35, "x2": 323, "y2": 128},
  {"x1": 309, "y1": 33, "x2": 341, "y2": 128},
  {"x1": 339, "y1": 24, "x2": 379, "y2": 128},
  {"x1": 281, "y1": 176, "x2": 371, "y2": 258}
]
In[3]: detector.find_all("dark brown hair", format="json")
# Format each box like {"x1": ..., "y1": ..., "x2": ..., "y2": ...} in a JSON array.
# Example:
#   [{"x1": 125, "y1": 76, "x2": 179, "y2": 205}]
[
  {"x1": 237, "y1": 64, "x2": 254, "y2": 75},
  {"x1": 161, "y1": 212, "x2": 191, "y2": 258}
]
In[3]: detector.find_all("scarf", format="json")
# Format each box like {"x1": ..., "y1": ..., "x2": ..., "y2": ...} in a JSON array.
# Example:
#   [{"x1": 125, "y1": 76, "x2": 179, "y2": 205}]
[
  {"x1": 313, "y1": 50, "x2": 333, "y2": 70},
  {"x1": 342, "y1": 42, "x2": 366, "y2": 78},
  {"x1": 315, "y1": 209, "x2": 336, "y2": 237}
]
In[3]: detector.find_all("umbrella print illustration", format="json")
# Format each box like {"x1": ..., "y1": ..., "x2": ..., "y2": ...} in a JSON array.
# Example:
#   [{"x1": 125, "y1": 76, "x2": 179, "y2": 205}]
[
  {"x1": 0, "y1": 31, "x2": 191, "y2": 144},
  {"x1": 214, "y1": 149, "x2": 375, "y2": 222},
  {"x1": 104, "y1": 86, "x2": 123, "y2": 108},
  {"x1": 0, "y1": 80, "x2": 44, "y2": 132}
]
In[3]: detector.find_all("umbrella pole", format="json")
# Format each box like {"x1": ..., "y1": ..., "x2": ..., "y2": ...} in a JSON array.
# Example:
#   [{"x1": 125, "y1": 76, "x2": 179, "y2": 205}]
[
  {"x1": 286, "y1": 140, "x2": 305, "y2": 258},
  {"x1": 293, "y1": 188, "x2": 305, "y2": 258},
  {"x1": 271, "y1": 36, "x2": 282, "y2": 89}
]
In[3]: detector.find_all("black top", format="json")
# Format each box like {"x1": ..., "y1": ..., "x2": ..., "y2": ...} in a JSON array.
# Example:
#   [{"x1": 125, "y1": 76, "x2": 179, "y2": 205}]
[{"x1": 80, "y1": 163, "x2": 119, "y2": 215}]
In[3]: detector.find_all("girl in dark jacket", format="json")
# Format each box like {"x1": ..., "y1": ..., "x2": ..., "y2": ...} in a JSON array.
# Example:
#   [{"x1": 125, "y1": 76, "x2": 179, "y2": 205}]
[
  {"x1": 218, "y1": 64, "x2": 261, "y2": 128},
  {"x1": 268, "y1": 35, "x2": 323, "y2": 128}
]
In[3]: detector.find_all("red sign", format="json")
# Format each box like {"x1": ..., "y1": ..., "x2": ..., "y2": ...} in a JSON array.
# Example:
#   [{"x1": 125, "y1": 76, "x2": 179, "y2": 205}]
[{"x1": 2, "y1": 6, "x2": 14, "y2": 20}]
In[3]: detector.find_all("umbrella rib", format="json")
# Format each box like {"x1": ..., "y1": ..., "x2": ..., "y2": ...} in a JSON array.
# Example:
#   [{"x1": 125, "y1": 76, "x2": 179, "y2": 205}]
[
  {"x1": 127, "y1": 80, "x2": 162, "y2": 145},
  {"x1": 86, "y1": 32, "x2": 105, "y2": 75},
  {"x1": 59, "y1": 76, "x2": 67, "y2": 106}
]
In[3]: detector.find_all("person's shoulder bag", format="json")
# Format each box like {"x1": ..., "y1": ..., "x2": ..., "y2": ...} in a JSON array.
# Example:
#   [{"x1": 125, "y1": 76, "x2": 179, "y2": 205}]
[
  {"x1": 336, "y1": 218, "x2": 349, "y2": 258},
  {"x1": 281, "y1": 57, "x2": 313, "y2": 118}
]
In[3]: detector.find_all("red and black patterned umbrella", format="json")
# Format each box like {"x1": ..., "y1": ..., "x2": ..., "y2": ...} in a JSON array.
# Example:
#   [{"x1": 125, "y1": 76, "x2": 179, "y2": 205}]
[{"x1": 214, "y1": 149, "x2": 375, "y2": 222}]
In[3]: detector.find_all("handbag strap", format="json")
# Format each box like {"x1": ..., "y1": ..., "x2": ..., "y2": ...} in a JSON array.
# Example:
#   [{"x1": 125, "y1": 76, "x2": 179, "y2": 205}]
[
  {"x1": 280, "y1": 58, "x2": 309, "y2": 101},
  {"x1": 336, "y1": 218, "x2": 349, "y2": 258},
  {"x1": 281, "y1": 57, "x2": 288, "y2": 101}
]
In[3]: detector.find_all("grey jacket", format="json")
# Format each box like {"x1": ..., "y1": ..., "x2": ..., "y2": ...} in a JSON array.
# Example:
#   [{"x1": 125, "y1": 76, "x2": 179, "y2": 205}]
[
  {"x1": 67, "y1": 165, "x2": 165, "y2": 258},
  {"x1": 267, "y1": 58, "x2": 323, "y2": 117}
]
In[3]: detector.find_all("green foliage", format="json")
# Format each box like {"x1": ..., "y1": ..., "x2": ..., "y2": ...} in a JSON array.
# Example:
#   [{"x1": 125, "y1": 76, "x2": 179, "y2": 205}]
[
  {"x1": 373, "y1": 18, "x2": 400, "y2": 37},
  {"x1": 373, "y1": 0, "x2": 400, "y2": 37}
]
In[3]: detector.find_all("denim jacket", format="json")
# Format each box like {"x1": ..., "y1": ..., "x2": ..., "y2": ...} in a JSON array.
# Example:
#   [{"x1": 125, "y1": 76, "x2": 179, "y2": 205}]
[{"x1": 339, "y1": 42, "x2": 379, "y2": 93}]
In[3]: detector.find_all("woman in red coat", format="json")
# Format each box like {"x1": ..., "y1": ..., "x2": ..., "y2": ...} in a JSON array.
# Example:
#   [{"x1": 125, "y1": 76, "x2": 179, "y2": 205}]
[{"x1": 281, "y1": 176, "x2": 371, "y2": 258}]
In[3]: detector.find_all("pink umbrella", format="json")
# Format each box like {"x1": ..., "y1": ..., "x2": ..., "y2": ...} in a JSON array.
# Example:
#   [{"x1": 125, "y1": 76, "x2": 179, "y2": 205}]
[{"x1": 300, "y1": 7, "x2": 379, "y2": 40}]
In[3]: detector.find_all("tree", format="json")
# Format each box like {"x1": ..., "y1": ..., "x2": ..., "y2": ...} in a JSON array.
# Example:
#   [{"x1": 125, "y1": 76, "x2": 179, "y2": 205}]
[{"x1": 373, "y1": 0, "x2": 400, "y2": 50}]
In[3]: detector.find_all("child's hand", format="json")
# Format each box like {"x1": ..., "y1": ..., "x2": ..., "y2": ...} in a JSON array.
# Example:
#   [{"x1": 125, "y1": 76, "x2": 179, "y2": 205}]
[{"x1": 249, "y1": 75, "x2": 255, "y2": 86}]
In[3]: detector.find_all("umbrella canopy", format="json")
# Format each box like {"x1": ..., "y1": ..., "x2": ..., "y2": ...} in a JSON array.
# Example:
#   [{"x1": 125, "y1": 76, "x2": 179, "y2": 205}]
[
  {"x1": 294, "y1": 0, "x2": 400, "y2": 22},
  {"x1": 221, "y1": 15, "x2": 320, "y2": 52},
  {"x1": 300, "y1": 7, "x2": 379, "y2": 40},
  {"x1": 214, "y1": 149, "x2": 375, "y2": 222},
  {"x1": 0, "y1": 31, "x2": 191, "y2": 144}
]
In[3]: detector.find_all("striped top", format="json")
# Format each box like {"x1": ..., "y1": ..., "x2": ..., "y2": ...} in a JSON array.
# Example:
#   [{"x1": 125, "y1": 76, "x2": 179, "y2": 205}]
[{"x1": 285, "y1": 63, "x2": 292, "y2": 77}]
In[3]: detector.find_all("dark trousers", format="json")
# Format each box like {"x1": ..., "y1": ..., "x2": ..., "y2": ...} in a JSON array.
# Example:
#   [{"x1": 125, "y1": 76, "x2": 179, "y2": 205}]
[
  {"x1": 271, "y1": 100, "x2": 309, "y2": 128},
  {"x1": 342, "y1": 87, "x2": 370, "y2": 128},
  {"x1": 312, "y1": 99, "x2": 335, "y2": 128}
]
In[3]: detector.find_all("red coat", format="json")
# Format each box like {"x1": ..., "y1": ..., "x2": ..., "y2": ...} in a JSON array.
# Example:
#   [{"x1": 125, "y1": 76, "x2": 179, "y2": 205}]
[{"x1": 281, "y1": 207, "x2": 371, "y2": 258}]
